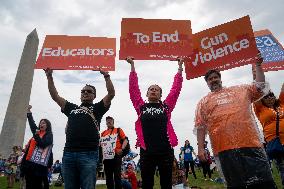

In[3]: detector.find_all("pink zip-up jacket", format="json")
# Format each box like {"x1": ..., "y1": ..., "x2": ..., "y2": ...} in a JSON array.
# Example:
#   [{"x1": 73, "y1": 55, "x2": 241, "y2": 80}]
[{"x1": 129, "y1": 71, "x2": 183, "y2": 150}]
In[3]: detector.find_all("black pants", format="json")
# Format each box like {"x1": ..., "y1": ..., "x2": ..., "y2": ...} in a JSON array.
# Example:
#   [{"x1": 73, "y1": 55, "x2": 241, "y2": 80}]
[
  {"x1": 140, "y1": 149, "x2": 174, "y2": 189},
  {"x1": 218, "y1": 147, "x2": 276, "y2": 188},
  {"x1": 201, "y1": 162, "x2": 211, "y2": 179},
  {"x1": 184, "y1": 160, "x2": 197, "y2": 179},
  {"x1": 25, "y1": 172, "x2": 47, "y2": 189},
  {"x1": 103, "y1": 156, "x2": 122, "y2": 189}
]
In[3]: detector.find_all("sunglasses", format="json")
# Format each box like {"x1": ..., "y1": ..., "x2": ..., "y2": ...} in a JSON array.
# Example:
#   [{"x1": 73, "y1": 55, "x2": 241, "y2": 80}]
[
  {"x1": 264, "y1": 93, "x2": 275, "y2": 99},
  {"x1": 81, "y1": 89, "x2": 94, "y2": 94}
]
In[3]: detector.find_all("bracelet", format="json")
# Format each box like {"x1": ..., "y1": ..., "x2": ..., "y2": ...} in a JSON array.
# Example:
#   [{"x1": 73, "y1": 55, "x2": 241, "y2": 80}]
[{"x1": 104, "y1": 74, "x2": 110, "y2": 78}]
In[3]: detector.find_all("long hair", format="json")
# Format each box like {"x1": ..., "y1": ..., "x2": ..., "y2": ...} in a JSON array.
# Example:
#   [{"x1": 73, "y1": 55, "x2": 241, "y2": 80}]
[
  {"x1": 184, "y1": 140, "x2": 189, "y2": 148},
  {"x1": 38, "y1": 119, "x2": 52, "y2": 134}
]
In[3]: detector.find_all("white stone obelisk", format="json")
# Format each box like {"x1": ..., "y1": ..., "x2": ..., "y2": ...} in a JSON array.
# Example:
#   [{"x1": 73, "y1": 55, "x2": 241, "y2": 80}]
[{"x1": 0, "y1": 29, "x2": 39, "y2": 158}]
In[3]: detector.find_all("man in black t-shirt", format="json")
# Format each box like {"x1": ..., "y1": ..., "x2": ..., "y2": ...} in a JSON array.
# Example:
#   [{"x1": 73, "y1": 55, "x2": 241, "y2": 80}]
[{"x1": 45, "y1": 68, "x2": 115, "y2": 189}]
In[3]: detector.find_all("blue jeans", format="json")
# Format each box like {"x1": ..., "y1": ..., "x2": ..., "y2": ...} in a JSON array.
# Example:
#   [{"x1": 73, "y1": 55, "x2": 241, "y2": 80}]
[
  {"x1": 121, "y1": 179, "x2": 132, "y2": 189},
  {"x1": 62, "y1": 150, "x2": 98, "y2": 189},
  {"x1": 275, "y1": 157, "x2": 284, "y2": 187}
]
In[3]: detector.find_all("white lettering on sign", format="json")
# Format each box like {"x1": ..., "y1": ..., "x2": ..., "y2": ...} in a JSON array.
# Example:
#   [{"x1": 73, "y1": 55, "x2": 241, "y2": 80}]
[
  {"x1": 100, "y1": 134, "x2": 118, "y2": 160},
  {"x1": 133, "y1": 30, "x2": 179, "y2": 44},
  {"x1": 42, "y1": 47, "x2": 115, "y2": 57},
  {"x1": 256, "y1": 36, "x2": 277, "y2": 48},
  {"x1": 191, "y1": 33, "x2": 250, "y2": 66}
]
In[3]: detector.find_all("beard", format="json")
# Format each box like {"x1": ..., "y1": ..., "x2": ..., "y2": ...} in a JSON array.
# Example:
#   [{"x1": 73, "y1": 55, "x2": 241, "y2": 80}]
[{"x1": 210, "y1": 82, "x2": 222, "y2": 91}]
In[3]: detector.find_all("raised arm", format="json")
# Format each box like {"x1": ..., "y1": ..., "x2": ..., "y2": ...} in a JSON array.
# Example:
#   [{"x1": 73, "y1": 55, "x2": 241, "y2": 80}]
[
  {"x1": 127, "y1": 57, "x2": 144, "y2": 113},
  {"x1": 27, "y1": 105, "x2": 37, "y2": 134},
  {"x1": 44, "y1": 68, "x2": 66, "y2": 109},
  {"x1": 255, "y1": 52, "x2": 265, "y2": 82},
  {"x1": 100, "y1": 70, "x2": 115, "y2": 107},
  {"x1": 164, "y1": 58, "x2": 184, "y2": 112}
]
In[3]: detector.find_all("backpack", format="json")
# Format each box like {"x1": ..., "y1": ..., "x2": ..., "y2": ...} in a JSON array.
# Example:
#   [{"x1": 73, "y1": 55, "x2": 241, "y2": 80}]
[{"x1": 117, "y1": 128, "x2": 130, "y2": 157}]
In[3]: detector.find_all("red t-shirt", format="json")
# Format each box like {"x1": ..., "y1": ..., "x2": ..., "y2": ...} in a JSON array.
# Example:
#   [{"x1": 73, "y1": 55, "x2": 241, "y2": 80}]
[{"x1": 126, "y1": 171, "x2": 137, "y2": 189}]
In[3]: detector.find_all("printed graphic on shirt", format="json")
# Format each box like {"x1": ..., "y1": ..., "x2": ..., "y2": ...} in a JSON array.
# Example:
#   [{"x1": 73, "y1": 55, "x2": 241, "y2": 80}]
[
  {"x1": 142, "y1": 106, "x2": 165, "y2": 116},
  {"x1": 185, "y1": 148, "x2": 191, "y2": 153},
  {"x1": 214, "y1": 92, "x2": 234, "y2": 106},
  {"x1": 100, "y1": 134, "x2": 118, "y2": 159},
  {"x1": 70, "y1": 106, "x2": 99, "y2": 128}
]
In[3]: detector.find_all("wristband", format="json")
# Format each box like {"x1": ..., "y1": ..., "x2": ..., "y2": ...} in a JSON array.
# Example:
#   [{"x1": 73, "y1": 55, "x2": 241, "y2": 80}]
[{"x1": 104, "y1": 74, "x2": 110, "y2": 78}]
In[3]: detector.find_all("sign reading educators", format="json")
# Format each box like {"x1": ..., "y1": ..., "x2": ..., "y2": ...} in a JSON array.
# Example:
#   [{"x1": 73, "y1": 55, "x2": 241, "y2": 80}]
[
  {"x1": 185, "y1": 16, "x2": 258, "y2": 80},
  {"x1": 255, "y1": 29, "x2": 284, "y2": 71},
  {"x1": 35, "y1": 35, "x2": 116, "y2": 71},
  {"x1": 119, "y1": 18, "x2": 193, "y2": 60}
]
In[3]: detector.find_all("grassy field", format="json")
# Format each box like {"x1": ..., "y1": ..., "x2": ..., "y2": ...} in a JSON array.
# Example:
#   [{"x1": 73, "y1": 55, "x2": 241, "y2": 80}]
[{"x1": 0, "y1": 165, "x2": 282, "y2": 189}]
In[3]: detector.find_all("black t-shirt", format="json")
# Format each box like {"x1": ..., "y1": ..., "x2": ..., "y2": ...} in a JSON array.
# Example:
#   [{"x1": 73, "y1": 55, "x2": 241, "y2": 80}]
[
  {"x1": 62, "y1": 100, "x2": 109, "y2": 152},
  {"x1": 140, "y1": 103, "x2": 171, "y2": 154}
]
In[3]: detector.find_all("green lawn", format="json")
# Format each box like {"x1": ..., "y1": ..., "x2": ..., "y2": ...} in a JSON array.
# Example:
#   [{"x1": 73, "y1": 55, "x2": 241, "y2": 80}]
[{"x1": 0, "y1": 165, "x2": 282, "y2": 189}]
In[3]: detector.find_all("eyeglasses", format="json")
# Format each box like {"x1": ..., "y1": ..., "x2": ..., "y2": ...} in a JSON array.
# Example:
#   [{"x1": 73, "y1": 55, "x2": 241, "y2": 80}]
[
  {"x1": 263, "y1": 93, "x2": 275, "y2": 99},
  {"x1": 81, "y1": 89, "x2": 94, "y2": 94}
]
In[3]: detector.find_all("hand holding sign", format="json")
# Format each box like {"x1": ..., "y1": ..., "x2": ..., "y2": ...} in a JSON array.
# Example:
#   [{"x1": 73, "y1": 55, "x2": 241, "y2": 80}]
[
  {"x1": 177, "y1": 57, "x2": 184, "y2": 73},
  {"x1": 99, "y1": 69, "x2": 110, "y2": 78},
  {"x1": 44, "y1": 68, "x2": 53, "y2": 77},
  {"x1": 126, "y1": 56, "x2": 135, "y2": 72},
  {"x1": 27, "y1": 105, "x2": 32, "y2": 113},
  {"x1": 256, "y1": 51, "x2": 263, "y2": 66}
]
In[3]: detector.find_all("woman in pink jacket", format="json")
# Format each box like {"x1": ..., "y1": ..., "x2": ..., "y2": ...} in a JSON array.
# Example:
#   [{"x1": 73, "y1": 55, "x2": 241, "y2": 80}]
[{"x1": 126, "y1": 57, "x2": 184, "y2": 189}]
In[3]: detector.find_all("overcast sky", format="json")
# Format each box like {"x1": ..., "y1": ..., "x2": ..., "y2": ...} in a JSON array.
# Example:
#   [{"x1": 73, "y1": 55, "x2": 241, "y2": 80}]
[{"x1": 0, "y1": 0, "x2": 283, "y2": 161}]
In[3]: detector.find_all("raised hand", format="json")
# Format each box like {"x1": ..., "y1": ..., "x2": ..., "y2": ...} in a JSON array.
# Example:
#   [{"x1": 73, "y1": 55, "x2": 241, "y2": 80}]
[
  {"x1": 44, "y1": 68, "x2": 53, "y2": 77},
  {"x1": 99, "y1": 68, "x2": 109, "y2": 76},
  {"x1": 177, "y1": 57, "x2": 184, "y2": 72},
  {"x1": 27, "y1": 105, "x2": 32, "y2": 113},
  {"x1": 126, "y1": 56, "x2": 134, "y2": 64},
  {"x1": 256, "y1": 51, "x2": 263, "y2": 66}
]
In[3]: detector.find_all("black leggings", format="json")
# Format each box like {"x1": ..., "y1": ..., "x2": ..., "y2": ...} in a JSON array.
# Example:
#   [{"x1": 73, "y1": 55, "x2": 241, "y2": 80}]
[
  {"x1": 201, "y1": 162, "x2": 211, "y2": 179},
  {"x1": 140, "y1": 149, "x2": 174, "y2": 189},
  {"x1": 184, "y1": 160, "x2": 196, "y2": 179}
]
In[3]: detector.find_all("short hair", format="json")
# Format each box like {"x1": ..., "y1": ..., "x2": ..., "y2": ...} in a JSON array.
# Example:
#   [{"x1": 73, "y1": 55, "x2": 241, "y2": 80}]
[
  {"x1": 85, "y1": 84, "x2": 96, "y2": 95},
  {"x1": 204, "y1": 69, "x2": 221, "y2": 82},
  {"x1": 106, "y1": 116, "x2": 114, "y2": 120},
  {"x1": 261, "y1": 91, "x2": 280, "y2": 109}
]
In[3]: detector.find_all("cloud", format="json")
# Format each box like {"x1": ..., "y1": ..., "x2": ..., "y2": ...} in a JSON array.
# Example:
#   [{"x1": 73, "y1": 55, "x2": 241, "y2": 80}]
[{"x1": 0, "y1": 0, "x2": 283, "y2": 161}]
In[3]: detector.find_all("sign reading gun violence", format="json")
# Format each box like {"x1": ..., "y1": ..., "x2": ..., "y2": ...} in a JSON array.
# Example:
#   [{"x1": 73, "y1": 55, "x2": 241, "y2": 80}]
[
  {"x1": 185, "y1": 16, "x2": 258, "y2": 80},
  {"x1": 255, "y1": 29, "x2": 284, "y2": 71},
  {"x1": 119, "y1": 18, "x2": 193, "y2": 60},
  {"x1": 35, "y1": 35, "x2": 116, "y2": 71}
]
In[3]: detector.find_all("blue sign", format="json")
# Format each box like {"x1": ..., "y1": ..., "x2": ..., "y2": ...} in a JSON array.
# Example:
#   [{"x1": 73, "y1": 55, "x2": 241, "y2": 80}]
[{"x1": 255, "y1": 34, "x2": 284, "y2": 64}]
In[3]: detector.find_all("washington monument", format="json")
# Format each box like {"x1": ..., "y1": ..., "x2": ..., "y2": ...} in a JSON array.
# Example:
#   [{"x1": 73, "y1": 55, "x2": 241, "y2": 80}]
[{"x1": 0, "y1": 29, "x2": 39, "y2": 158}]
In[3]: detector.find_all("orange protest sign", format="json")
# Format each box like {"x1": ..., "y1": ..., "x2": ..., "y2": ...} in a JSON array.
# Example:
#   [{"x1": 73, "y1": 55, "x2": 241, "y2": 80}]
[
  {"x1": 185, "y1": 16, "x2": 258, "y2": 80},
  {"x1": 119, "y1": 18, "x2": 193, "y2": 60},
  {"x1": 35, "y1": 35, "x2": 116, "y2": 70},
  {"x1": 255, "y1": 29, "x2": 284, "y2": 71}
]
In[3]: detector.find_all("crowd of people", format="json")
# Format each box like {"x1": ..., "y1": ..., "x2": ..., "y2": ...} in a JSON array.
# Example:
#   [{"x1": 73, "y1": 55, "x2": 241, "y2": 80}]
[{"x1": 1, "y1": 51, "x2": 284, "y2": 189}]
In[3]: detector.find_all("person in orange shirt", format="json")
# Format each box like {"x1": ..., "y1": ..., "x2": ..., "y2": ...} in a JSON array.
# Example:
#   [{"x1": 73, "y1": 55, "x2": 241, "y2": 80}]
[
  {"x1": 101, "y1": 116, "x2": 128, "y2": 189},
  {"x1": 254, "y1": 84, "x2": 284, "y2": 186},
  {"x1": 194, "y1": 53, "x2": 276, "y2": 188}
]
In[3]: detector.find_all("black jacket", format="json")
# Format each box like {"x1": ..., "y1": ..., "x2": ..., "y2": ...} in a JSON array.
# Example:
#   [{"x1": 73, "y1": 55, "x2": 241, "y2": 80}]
[{"x1": 21, "y1": 113, "x2": 53, "y2": 177}]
